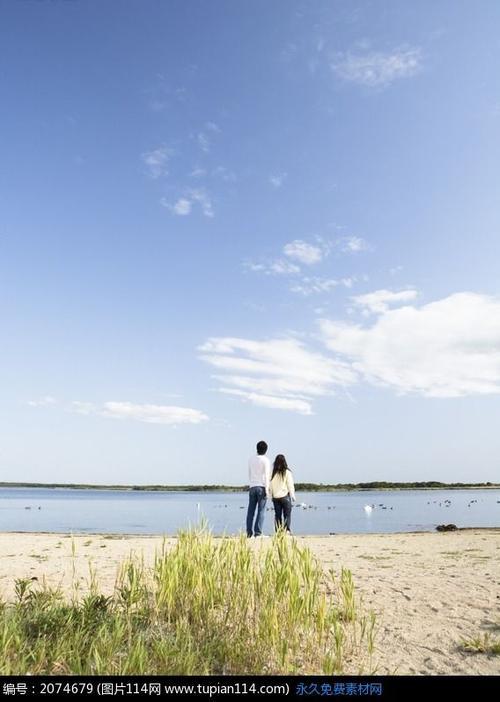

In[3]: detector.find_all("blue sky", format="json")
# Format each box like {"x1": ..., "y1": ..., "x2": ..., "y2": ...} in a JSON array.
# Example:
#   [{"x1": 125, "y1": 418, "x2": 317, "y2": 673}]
[{"x1": 1, "y1": 1, "x2": 500, "y2": 485}]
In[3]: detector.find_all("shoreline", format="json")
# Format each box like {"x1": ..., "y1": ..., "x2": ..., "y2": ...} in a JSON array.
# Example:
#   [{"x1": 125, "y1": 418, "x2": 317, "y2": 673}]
[
  {"x1": 1, "y1": 529, "x2": 499, "y2": 674},
  {"x1": 1, "y1": 525, "x2": 500, "y2": 537},
  {"x1": 2, "y1": 483, "x2": 500, "y2": 493}
]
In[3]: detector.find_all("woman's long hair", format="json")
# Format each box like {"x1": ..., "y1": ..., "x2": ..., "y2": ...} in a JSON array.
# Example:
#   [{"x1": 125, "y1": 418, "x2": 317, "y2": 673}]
[{"x1": 272, "y1": 454, "x2": 289, "y2": 480}]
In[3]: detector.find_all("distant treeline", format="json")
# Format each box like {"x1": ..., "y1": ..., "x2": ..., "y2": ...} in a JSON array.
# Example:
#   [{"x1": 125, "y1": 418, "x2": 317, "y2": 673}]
[
  {"x1": 0, "y1": 481, "x2": 498, "y2": 492},
  {"x1": 295, "y1": 481, "x2": 499, "y2": 491}
]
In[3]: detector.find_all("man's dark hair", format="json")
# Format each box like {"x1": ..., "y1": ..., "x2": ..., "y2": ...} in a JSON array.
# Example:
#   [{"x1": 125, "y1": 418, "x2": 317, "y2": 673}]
[{"x1": 256, "y1": 441, "x2": 268, "y2": 455}]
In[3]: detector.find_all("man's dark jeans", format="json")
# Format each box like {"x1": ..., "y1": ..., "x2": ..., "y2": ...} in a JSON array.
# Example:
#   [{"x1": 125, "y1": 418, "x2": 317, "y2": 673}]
[
  {"x1": 273, "y1": 495, "x2": 292, "y2": 532},
  {"x1": 247, "y1": 486, "x2": 267, "y2": 537}
]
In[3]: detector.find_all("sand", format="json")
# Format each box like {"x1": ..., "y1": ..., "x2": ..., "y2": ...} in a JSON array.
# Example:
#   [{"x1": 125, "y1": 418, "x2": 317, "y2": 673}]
[{"x1": 0, "y1": 529, "x2": 499, "y2": 675}]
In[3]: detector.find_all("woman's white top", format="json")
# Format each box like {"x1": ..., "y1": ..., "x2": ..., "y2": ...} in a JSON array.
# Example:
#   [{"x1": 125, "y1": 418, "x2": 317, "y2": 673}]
[{"x1": 270, "y1": 469, "x2": 296, "y2": 501}]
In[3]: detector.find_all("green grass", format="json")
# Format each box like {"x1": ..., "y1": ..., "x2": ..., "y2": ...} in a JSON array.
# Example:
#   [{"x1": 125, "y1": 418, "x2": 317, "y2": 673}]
[
  {"x1": 0, "y1": 526, "x2": 375, "y2": 675},
  {"x1": 461, "y1": 633, "x2": 500, "y2": 655}
]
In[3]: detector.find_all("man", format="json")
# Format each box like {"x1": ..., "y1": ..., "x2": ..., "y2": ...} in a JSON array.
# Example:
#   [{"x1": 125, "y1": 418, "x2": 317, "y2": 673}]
[{"x1": 246, "y1": 440, "x2": 271, "y2": 537}]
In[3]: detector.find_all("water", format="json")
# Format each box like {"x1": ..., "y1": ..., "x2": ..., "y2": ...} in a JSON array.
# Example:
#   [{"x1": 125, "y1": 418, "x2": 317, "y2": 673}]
[{"x1": 0, "y1": 488, "x2": 499, "y2": 535}]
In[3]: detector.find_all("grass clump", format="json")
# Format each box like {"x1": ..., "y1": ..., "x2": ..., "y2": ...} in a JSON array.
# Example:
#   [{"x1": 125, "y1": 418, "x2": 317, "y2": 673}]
[
  {"x1": 0, "y1": 526, "x2": 375, "y2": 674},
  {"x1": 461, "y1": 633, "x2": 500, "y2": 655}
]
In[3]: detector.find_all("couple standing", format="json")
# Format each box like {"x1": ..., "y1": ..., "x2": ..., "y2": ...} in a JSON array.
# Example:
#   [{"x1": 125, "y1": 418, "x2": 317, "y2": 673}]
[{"x1": 246, "y1": 440, "x2": 296, "y2": 537}]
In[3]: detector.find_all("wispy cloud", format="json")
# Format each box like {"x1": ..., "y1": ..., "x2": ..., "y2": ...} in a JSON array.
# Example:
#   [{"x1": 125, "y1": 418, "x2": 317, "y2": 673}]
[
  {"x1": 220, "y1": 389, "x2": 313, "y2": 415},
  {"x1": 284, "y1": 239, "x2": 324, "y2": 265},
  {"x1": 245, "y1": 238, "x2": 330, "y2": 277},
  {"x1": 195, "y1": 122, "x2": 221, "y2": 154},
  {"x1": 27, "y1": 396, "x2": 57, "y2": 407},
  {"x1": 71, "y1": 400, "x2": 208, "y2": 425},
  {"x1": 246, "y1": 237, "x2": 364, "y2": 289},
  {"x1": 190, "y1": 189, "x2": 214, "y2": 217},
  {"x1": 270, "y1": 260, "x2": 301, "y2": 275},
  {"x1": 212, "y1": 166, "x2": 236, "y2": 182},
  {"x1": 351, "y1": 288, "x2": 418, "y2": 314},
  {"x1": 340, "y1": 236, "x2": 370, "y2": 253},
  {"x1": 244, "y1": 259, "x2": 300, "y2": 276},
  {"x1": 331, "y1": 47, "x2": 422, "y2": 88},
  {"x1": 102, "y1": 402, "x2": 208, "y2": 425},
  {"x1": 141, "y1": 145, "x2": 171, "y2": 179},
  {"x1": 71, "y1": 401, "x2": 95, "y2": 415},
  {"x1": 197, "y1": 132, "x2": 210, "y2": 153},
  {"x1": 189, "y1": 165, "x2": 236, "y2": 182},
  {"x1": 145, "y1": 74, "x2": 190, "y2": 113},
  {"x1": 291, "y1": 277, "x2": 356, "y2": 296},
  {"x1": 245, "y1": 262, "x2": 266, "y2": 273},
  {"x1": 199, "y1": 336, "x2": 356, "y2": 414},
  {"x1": 189, "y1": 166, "x2": 207, "y2": 178},
  {"x1": 161, "y1": 188, "x2": 214, "y2": 218},
  {"x1": 280, "y1": 42, "x2": 299, "y2": 64},
  {"x1": 269, "y1": 172, "x2": 287, "y2": 188},
  {"x1": 170, "y1": 198, "x2": 192, "y2": 216},
  {"x1": 320, "y1": 292, "x2": 500, "y2": 398}
]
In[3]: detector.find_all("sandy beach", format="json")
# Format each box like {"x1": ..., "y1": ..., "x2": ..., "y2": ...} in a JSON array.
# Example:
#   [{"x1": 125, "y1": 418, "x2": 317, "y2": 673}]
[{"x1": 1, "y1": 529, "x2": 499, "y2": 675}]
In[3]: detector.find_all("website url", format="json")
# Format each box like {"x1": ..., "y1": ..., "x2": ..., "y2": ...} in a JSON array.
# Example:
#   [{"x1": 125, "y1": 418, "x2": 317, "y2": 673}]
[{"x1": 164, "y1": 682, "x2": 289, "y2": 696}]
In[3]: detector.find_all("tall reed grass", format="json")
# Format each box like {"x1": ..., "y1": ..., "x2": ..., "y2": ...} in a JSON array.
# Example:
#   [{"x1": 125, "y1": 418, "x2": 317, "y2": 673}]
[{"x1": 0, "y1": 526, "x2": 375, "y2": 674}]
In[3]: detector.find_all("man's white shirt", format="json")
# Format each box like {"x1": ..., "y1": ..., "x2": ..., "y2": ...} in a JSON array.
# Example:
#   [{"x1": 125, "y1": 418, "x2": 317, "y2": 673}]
[{"x1": 248, "y1": 455, "x2": 271, "y2": 494}]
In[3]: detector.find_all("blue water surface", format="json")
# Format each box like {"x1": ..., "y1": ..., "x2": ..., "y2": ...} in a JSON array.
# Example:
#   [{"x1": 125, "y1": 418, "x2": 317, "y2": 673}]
[{"x1": 0, "y1": 488, "x2": 499, "y2": 535}]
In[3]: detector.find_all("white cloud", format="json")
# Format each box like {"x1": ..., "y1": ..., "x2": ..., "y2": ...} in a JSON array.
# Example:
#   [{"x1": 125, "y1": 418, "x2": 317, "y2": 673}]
[
  {"x1": 320, "y1": 292, "x2": 500, "y2": 398},
  {"x1": 71, "y1": 400, "x2": 208, "y2": 425},
  {"x1": 291, "y1": 277, "x2": 356, "y2": 296},
  {"x1": 71, "y1": 401, "x2": 96, "y2": 415},
  {"x1": 245, "y1": 262, "x2": 266, "y2": 273},
  {"x1": 220, "y1": 389, "x2": 313, "y2": 416},
  {"x1": 332, "y1": 47, "x2": 422, "y2": 88},
  {"x1": 161, "y1": 188, "x2": 214, "y2": 218},
  {"x1": 284, "y1": 239, "x2": 323, "y2": 265},
  {"x1": 270, "y1": 260, "x2": 301, "y2": 275},
  {"x1": 196, "y1": 123, "x2": 220, "y2": 154},
  {"x1": 142, "y1": 146, "x2": 171, "y2": 178},
  {"x1": 246, "y1": 238, "x2": 333, "y2": 279},
  {"x1": 199, "y1": 336, "x2": 356, "y2": 414},
  {"x1": 190, "y1": 165, "x2": 235, "y2": 181},
  {"x1": 27, "y1": 396, "x2": 57, "y2": 407},
  {"x1": 244, "y1": 259, "x2": 300, "y2": 276},
  {"x1": 291, "y1": 278, "x2": 338, "y2": 295},
  {"x1": 351, "y1": 288, "x2": 418, "y2": 314},
  {"x1": 102, "y1": 402, "x2": 208, "y2": 425},
  {"x1": 171, "y1": 198, "x2": 192, "y2": 216},
  {"x1": 213, "y1": 373, "x2": 324, "y2": 398},
  {"x1": 340, "y1": 236, "x2": 369, "y2": 253},
  {"x1": 197, "y1": 132, "x2": 210, "y2": 153},
  {"x1": 190, "y1": 189, "x2": 214, "y2": 217},
  {"x1": 269, "y1": 172, "x2": 287, "y2": 188},
  {"x1": 190, "y1": 166, "x2": 207, "y2": 178},
  {"x1": 212, "y1": 166, "x2": 236, "y2": 182}
]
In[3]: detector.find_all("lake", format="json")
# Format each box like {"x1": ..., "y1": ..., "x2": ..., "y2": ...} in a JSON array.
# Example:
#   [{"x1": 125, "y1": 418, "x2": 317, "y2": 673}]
[{"x1": 0, "y1": 487, "x2": 499, "y2": 535}]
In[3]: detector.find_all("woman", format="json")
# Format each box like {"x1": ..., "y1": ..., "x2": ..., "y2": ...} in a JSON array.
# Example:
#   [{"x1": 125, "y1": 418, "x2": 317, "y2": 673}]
[{"x1": 270, "y1": 454, "x2": 296, "y2": 533}]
